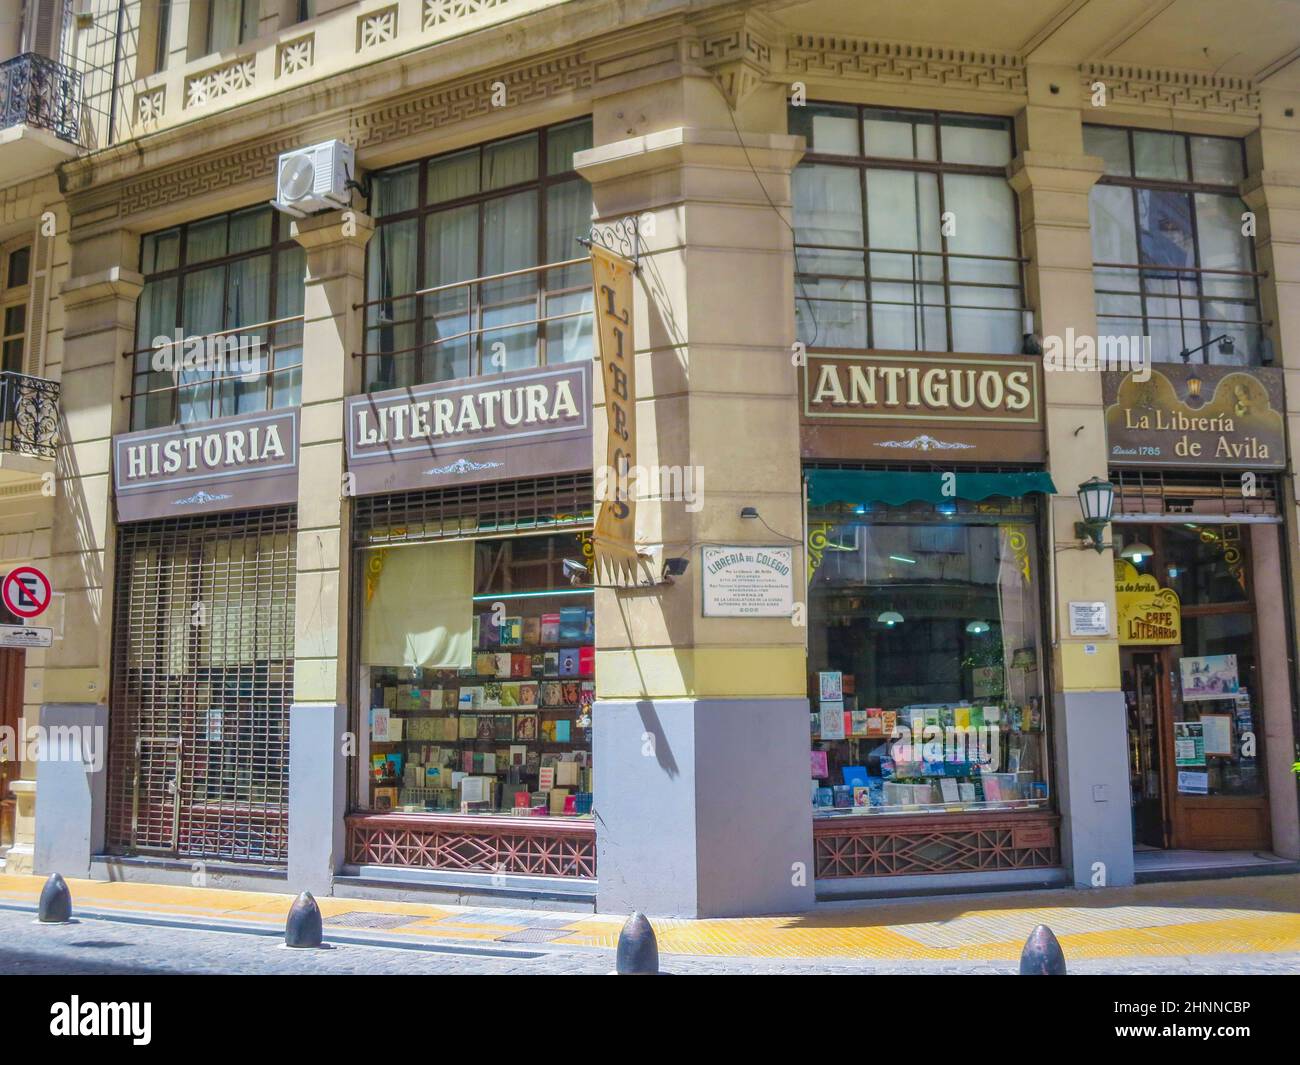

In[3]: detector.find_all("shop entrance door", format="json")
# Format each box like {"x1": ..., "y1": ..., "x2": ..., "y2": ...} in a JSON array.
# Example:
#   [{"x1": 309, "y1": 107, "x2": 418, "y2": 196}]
[
  {"x1": 1122, "y1": 649, "x2": 1169, "y2": 848},
  {"x1": 0, "y1": 648, "x2": 24, "y2": 851}
]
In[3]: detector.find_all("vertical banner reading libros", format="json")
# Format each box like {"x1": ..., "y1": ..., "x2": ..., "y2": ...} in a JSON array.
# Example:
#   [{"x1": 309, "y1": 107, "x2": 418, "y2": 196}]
[{"x1": 589, "y1": 241, "x2": 639, "y2": 583}]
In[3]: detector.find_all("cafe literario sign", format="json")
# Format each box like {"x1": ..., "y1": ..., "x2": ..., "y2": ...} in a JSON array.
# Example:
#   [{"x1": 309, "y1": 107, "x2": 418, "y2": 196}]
[
  {"x1": 1115, "y1": 559, "x2": 1181, "y2": 646},
  {"x1": 800, "y1": 350, "x2": 1044, "y2": 463},
  {"x1": 345, "y1": 362, "x2": 591, "y2": 496},
  {"x1": 113, "y1": 409, "x2": 299, "y2": 522},
  {"x1": 1103, "y1": 365, "x2": 1285, "y2": 469}
]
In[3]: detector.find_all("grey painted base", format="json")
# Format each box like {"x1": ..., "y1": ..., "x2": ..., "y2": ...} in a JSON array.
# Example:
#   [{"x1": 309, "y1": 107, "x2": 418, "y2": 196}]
[
  {"x1": 817, "y1": 866, "x2": 1070, "y2": 901},
  {"x1": 594, "y1": 696, "x2": 815, "y2": 918},
  {"x1": 33, "y1": 703, "x2": 108, "y2": 878},
  {"x1": 287, "y1": 702, "x2": 349, "y2": 895},
  {"x1": 90, "y1": 854, "x2": 288, "y2": 892},
  {"x1": 1053, "y1": 689, "x2": 1136, "y2": 888}
]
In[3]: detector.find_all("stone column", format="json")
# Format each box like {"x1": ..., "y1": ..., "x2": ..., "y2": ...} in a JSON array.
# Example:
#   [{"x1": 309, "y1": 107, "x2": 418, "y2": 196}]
[
  {"x1": 285, "y1": 209, "x2": 373, "y2": 894},
  {"x1": 33, "y1": 230, "x2": 141, "y2": 877},
  {"x1": 1009, "y1": 66, "x2": 1134, "y2": 889},
  {"x1": 1243, "y1": 91, "x2": 1300, "y2": 859},
  {"x1": 577, "y1": 66, "x2": 814, "y2": 917}
]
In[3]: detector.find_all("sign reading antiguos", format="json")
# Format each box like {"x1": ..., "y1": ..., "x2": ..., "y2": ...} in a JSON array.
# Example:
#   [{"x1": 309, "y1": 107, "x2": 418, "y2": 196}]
[
  {"x1": 1103, "y1": 365, "x2": 1285, "y2": 469},
  {"x1": 1115, "y1": 559, "x2": 1181, "y2": 645}
]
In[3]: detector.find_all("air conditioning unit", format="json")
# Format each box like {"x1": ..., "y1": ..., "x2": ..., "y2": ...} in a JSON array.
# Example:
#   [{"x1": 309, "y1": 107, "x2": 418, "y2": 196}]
[{"x1": 271, "y1": 140, "x2": 354, "y2": 217}]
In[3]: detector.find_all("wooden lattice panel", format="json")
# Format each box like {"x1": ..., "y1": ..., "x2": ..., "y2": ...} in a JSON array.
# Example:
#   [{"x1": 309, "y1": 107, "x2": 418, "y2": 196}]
[
  {"x1": 346, "y1": 814, "x2": 596, "y2": 879},
  {"x1": 814, "y1": 813, "x2": 1059, "y2": 878}
]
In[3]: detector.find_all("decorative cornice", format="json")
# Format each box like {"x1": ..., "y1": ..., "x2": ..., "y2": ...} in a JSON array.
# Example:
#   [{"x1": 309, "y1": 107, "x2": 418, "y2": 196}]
[
  {"x1": 1079, "y1": 62, "x2": 1258, "y2": 116},
  {"x1": 784, "y1": 35, "x2": 1027, "y2": 96},
  {"x1": 692, "y1": 10, "x2": 777, "y2": 108}
]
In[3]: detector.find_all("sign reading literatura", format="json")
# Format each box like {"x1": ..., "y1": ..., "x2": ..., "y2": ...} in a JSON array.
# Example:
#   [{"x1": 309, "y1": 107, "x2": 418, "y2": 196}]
[
  {"x1": 1103, "y1": 364, "x2": 1285, "y2": 469},
  {"x1": 345, "y1": 363, "x2": 591, "y2": 496},
  {"x1": 113, "y1": 409, "x2": 299, "y2": 522},
  {"x1": 800, "y1": 351, "x2": 1044, "y2": 463}
]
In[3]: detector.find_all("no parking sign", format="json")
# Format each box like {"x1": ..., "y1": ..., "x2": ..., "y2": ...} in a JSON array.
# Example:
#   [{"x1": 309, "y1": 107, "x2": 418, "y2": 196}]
[{"x1": 2, "y1": 566, "x2": 52, "y2": 619}]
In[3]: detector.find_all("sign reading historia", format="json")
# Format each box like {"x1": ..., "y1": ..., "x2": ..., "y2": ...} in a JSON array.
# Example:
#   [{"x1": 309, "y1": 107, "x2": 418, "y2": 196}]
[
  {"x1": 1103, "y1": 365, "x2": 1285, "y2": 469},
  {"x1": 590, "y1": 242, "x2": 640, "y2": 583},
  {"x1": 800, "y1": 351, "x2": 1044, "y2": 463},
  {"x1": 114, "y1": 409, "x2": 300, "y2": 522},
  {"x1": 1114, "y1": 559, "x2": 1181, "y2": 645},
  {"x1": 701, "y1": 545, "x2": 796, "y2": 618},
  {"x1": 345, "y1": 363, "x2": 591, "y2": 496}
]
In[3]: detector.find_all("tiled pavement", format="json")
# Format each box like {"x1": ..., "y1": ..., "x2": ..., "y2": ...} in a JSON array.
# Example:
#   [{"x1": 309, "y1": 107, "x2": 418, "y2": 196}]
[{"x1": 1, "y1": 872, "x2": 1299, "y2": 973}]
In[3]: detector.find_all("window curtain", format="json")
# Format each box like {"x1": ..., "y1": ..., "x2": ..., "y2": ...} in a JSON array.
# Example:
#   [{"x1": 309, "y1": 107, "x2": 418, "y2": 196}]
[
  {"x1": 792, "y1": 164, "x2": 866, "y2": 347},
  {"x1": 423, "y1": 204, "x2": 477, "y2": 381},
  {"x1": 367, "y1": 218, "x2": 418, "y2": 389},
  {"x1": 362, "y1": 540, "x2": 474, "y2": 669},
  {"x1": 866, "y1": 168, "x2": 944, "y2": 350},
  {"x1": 180, "y1": 264, "x2": 226, "y2": 422},
  {"x1": 944, "y1": 174, "x2": 1020, "y2": 354}
]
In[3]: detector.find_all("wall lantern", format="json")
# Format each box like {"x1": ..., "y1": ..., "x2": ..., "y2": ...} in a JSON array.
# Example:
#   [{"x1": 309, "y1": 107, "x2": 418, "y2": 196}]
[{"x1": 1074, "y1": 477, "x2": 1115, "y2": 553}]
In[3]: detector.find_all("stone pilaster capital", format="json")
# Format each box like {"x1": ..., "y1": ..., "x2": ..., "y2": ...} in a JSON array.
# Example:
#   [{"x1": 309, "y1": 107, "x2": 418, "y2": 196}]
[
  {"x1": 1008, "y1": 151, "x2": 1106, "y2": 195},
  {"x1": 291, "y1": 209, "x2": 376, "y2": 254},
  {"x1": 575, "y1": 126, "x2": 804, "y2": 186},
  {"x1": 58, "y1": 266, "x2": 144, "y2": 310}
]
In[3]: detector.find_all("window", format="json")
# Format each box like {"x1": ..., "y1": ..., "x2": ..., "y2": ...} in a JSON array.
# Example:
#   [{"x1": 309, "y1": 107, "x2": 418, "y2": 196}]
[
  {"x1": 1085, "y1": 126, "x2": 1262, "y2": 364},
  {"x1": 790, "y1": 104, "x2": 1024, "y2": 354},
  {"x1": 1, "y1": 246, "x2": 31, "y2": 376},
  {"x1": 154, "y1": 0, "x2": 172, "y2": 73},
  {"x1": 132, "y1": 206, "x2": 304, "y2": 429},
  {"x1": 208, "y1": 0, "x2": 258, "y2": 52},
  {"x1": 364, "y1": 118, "x2": 594, "y2": 392},
  {"x1": 808, "y1": 492, "x2": 1049, "y2": 816}
]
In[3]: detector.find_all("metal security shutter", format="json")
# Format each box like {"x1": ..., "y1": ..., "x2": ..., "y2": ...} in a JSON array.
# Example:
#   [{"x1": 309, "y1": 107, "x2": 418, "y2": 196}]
[
  {"x1": 354, "y1": 474, "x2": 593, "y2": 545},
  {"x1": 1111, "y1": 468, "x2": 1281, "y2": 518},
  {"x1": 108, "y1": 507, "x2": 296, "y2": 864}
]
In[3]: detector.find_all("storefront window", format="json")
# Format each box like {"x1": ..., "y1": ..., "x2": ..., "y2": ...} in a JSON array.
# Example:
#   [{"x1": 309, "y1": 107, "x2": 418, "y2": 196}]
[
  {"x1": 790, "y1": 104, "x2": 1024, "y2": 354},
  {"x1": 132, "y1": 206, "x2": 304, "y2": 429},
  {"x1": 808, "y1": 497, "x2": 1049, "y2": 815},
  {"x1": 364, "y1": 118, "x2": 594, "y2": 392},
  {"x1": 360, "y1": 530, "x2": 594, "y2": 817},
  {"x1": 1084, "y1": 126, "x2": 1263, "y2": 364}
]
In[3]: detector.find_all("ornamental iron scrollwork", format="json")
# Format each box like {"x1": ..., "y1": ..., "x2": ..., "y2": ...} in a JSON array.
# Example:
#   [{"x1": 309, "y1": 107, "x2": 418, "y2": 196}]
[
  {"x1": 0, "y1": 52, "x2": 81, "y2": 145},
  {"x1": 0, "y1": 372, "x2": 61, "y2": 459},
  {"x1": 586, "y1": 215, "x2": 642, "y2": 266}
]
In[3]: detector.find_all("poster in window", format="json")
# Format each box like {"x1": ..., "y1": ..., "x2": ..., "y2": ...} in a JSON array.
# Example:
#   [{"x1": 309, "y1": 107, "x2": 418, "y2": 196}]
[
  {"x1": 1179, "y1": 654, "x2": 1240, "y2": 702},
  {"x1": 1200, "y1": 714, "x2": 1234, "y2": 757},
  {"x1": 1173, "y1": 721, "x2": 1205, "y2": 766},
  {"x1": 1177, "y1": 770, "x2": 1209, "y2": 795}
]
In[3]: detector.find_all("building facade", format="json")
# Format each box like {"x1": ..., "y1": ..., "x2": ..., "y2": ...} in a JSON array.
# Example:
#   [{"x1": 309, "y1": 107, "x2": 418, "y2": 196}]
[{"x1": 4, "y1": 0, "x2": 1300, "y2": 917}]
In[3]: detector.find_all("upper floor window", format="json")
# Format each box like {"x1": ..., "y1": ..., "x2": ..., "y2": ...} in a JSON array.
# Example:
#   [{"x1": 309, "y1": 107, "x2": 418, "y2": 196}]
[
  {"x1": 790, "y1": 104, "x2": 1024, "y2": 354},
  {"x1": 363, "y1": 117, "x2": 594, "y2": 392},
  {"x1": 132, "y1": 205, "x2": 304, "y2": 429},
  {"x1": 1085, "y1": 126, "x2": 1262, "y2": 365},
  {"x1": 209, "y1": 0, "x2": 258, "y2": 53},
  {"x1": 2, "y1": 245, "x2": 31, "y2": 375}
]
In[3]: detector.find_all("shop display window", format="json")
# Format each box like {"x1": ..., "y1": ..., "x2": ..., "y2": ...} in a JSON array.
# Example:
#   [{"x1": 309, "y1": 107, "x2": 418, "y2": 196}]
[
  {"x1": 807, "y1": 497, "x2": 1049, "y2": 816},
  {"x1": 360, "y1": 531, "x2": 594, "y2": 817}
]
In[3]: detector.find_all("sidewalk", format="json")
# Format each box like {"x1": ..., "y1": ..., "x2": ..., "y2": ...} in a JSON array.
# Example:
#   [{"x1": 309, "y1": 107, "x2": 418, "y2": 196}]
[{"x1": 2, "y1": 871, "x2": 1299, "y2": 964}]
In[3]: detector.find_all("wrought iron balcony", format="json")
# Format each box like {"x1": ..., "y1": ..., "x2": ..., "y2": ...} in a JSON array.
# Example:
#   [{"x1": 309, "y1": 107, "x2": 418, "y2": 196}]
[
  {"x1": 0, "y1": 372, "x2": 60, "y2": 459},
  {"x1": 0, "y1": 52, "x2": 81, "y2": 145}
]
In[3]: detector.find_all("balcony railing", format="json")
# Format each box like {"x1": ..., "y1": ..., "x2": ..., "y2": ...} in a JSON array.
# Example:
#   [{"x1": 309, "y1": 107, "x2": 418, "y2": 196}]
[
  {"x1": 0, "y1": 372, "x2": 60, "y2": 459},
  {"x1": 0, "y1": 52, "x2": 81, "y2": 145},
  {"x1": 355, "y1": 258, "x2": 594, "y2": 392}
]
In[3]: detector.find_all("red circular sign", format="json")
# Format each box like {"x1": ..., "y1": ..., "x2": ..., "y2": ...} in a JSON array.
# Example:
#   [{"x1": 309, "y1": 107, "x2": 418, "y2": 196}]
[{"x1": 3, "y1": 566, "x2": 51, "y2": 619}]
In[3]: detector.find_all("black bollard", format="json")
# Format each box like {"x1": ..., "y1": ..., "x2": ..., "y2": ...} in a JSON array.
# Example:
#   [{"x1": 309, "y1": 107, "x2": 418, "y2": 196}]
[
  {"x1": 37, "y1": 872, "x2": 73, "y2": 924},
  {"x1": 614, "y1": 911, "x2": 660, "y2": 975},
  {"x1": 1019, "y1": 923, "x2": 1067, "y2": 974},
  {"x1": 284, "y1": 891, "x2": 324, "y2": 948}
]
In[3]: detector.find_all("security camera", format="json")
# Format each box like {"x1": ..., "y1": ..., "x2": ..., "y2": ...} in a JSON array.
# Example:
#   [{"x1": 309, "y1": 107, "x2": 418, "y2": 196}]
[
  {"x1": 662, "y1": 556, "x2": 690, "y2": 579},
  {"x1": 562, "y1": 558, "x2": 590, "y2": 585}
]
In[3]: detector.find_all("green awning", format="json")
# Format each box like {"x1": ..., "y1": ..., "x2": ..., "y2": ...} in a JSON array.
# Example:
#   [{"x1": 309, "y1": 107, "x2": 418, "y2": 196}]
[{"x1": 807, "y1": 469, "x2": 1058, "y2": 508}]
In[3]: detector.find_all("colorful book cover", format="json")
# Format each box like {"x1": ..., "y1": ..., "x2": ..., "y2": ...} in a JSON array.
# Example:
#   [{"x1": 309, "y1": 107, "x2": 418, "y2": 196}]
[
  {"x1": 579, "y1": 682, "x2": 595, "y2": 708},
  {"x1": 543, "y1": 651, "x2": 560, "y2": 676},
  {"x1": 476, "y1": 717, "x2": 495, "y2": 741},
  {"x1": 555, "y1": 719, "x2": 571, "y2": 743},
  {"x1": 494, "y1": 653, "x2": 513, "y2": 679},
  {"x1": 832, "y1": 785, "x2": 852, "y2": 808},
  {"x1": 881, "y1": 711, "x2": 898, "y2": 737},
  {"x1": 541, "y1": 719, "x2": 558, "y2": 742},
  {"x1": 480, "y1": 612, "x2": 499, "y2": 646},
  {"x1": 474, "y1": 652, "x2": 496, "y2": 676},
  {"x1": 518, "y1": 682, "x2": 539, "y2": 707},
  {"x1": 810, "y1": 750, "x2": 828, "y2": 777},
  {"x1": 541, "y1": 681, "x2": 564, "y2": 707},
  {"x1": 954, "y1": 706, "x2": 971, "y2": 729},
  {"x1": 815, "y1": 786, "x2": 834, "y2": 808},
  {"x1": 841, "y1": 764, "x2": 869, "y2": 788},
  {"x1": 371, "y1": 753, "x2": 389, "y2": 781},
  {"x1": 561, "y1": 681, "x2": 580, "y2": 705},
  {"x1": 515, "y1": 714, "x2": 539, "y2": 741},
  {"x1": 461, "y1": 750, "x2": 475, "y2": 774},
  {"x1": 482, "y1": 682, "x2": 503, "y2": 710},
  {"x1": 540, "y1": 613, "x2": 560, "y2": 643},
  {"x1": 443, "y1": 689, "x2": 459, "y2": 711},
  {"x1": 500, "y1": 682, "x2": 520, "y2": 708},
  {"x1": 531, "y1": 653, "x2": 546, "y2": 677},
  {"x1": 853, "y1": 786, "x2": 871, "y2": 808},
  {"x1": 370, "y1": 706, "x2": 390, "y2": 742},
  {"x1": 559, "y1": 606, "x2": 586, "y2": 641},
  {"x1": 511, "y1": 653, "x2": 531, "y2": 678},
  {"x1": 493, "y1": 715, "x2": 514, "y2": 741},
  {"x1": 865, "y1": 708, "x2": 883, "y2": 735},
  {"x1": 458, "y1": 715, "x2": 479, "y2": 739},
  {"x1": 558, "y1": 648, "x2": 580, "y2": 677},
  {"x1": 472, "y1": 614, "x2": 480, "y2": 648},
  {"x1": 500, "y1": 616, "x2": 523, "y2": 647},
  {"x1": 510, "y1": 745, "x2": 527, "y2": 767},
  {"x1": 522, "y1": 617, "x2": 541, "y2": 645},
  {"x1": 538, "y1": 766, "x2": 556, "y2": 791},
  {"x1": 579, "y1": 646, "x2": 595, "y2": 676}
]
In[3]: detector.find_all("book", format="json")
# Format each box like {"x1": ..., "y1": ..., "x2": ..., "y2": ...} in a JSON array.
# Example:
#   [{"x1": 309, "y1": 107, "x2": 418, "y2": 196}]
[
  {"x1": 494, "y1": 653, "x2": 513, "y2": 679},
  {"x1": 531, "y1": 653, "x2": 546, "y2": 677},
  {"x1": 558, "y1": 648, "x2": 580, "y2": 677},
  {"x1": 500, "y1": 616, "x2": 523, "y2": 647},
  {"x1": 543, "y1": 651, "x2": 560, "y2": 676},
  {"x1": 522, "y1": 617, "x2": 541, "y2": 645},
  {"x1": 493, "y1": 715, "x2": 514, "y2": 741},
  {"x1": 458, "y1": 715, "x2": 479, "y2": 740},
  {"x1": 811, "y1": 750, "x2": 828, "y2": 777},
  {"x1": 500, "y1": 682, "x2": 520, "y2": 708},
  {"x1": 482, "y1": 682, "x2": 503, "y2": 710},
  {"x1": 555, "y1": 760, "x2": 580, "y2": 786},
  {"x1": 579, "y1": 646, "x2": 595, "y2": 676},
  {"x1": 540, "y1": 613, "x2": 560, "y2": 643},
  {"x1": 474, "y1": 652, "x2": 496, "y2": 676},
  {"x1": 371, "y1": 707, "x2": 390, "y2": 742},
  {"x1": 442, "y1": 689, "x2": 459, "y2": 711},
  {"x1": 476, "y1": 717, "x2": 495, "y2": 741},
  {"x1": 561, "y1": 681, "x2": 580, "y2": 705},
  {"x1": 515, "y1": 714, "x2": 539, "y2": 741},
  {"x1": 853, "y1": 786, "x2": 871, "y2": 808},
  {"x1": 539, "y1": 766, "x2": 556, "y2": 790},
  {"x1": 541, "y1": 681, "x2": 564, "y2": 707},
  {"x1": 559, "y1": 607, "x2": 586, "y2": 641},
  {"x1": 480, "y1": 612, "x2": 499, "y2": 646},
  {"x1": 541, "y1": 719, "x2": 558, "y2": 742},
  {"x1": 511, "y1": 653, "x2": 531, "y2": 678},
  {"x1": 555, "y1": 719, "x2": 571, "y2": 743},
  {"x1": 518, "y1": 682, "x2": 539, "y2": 707}
]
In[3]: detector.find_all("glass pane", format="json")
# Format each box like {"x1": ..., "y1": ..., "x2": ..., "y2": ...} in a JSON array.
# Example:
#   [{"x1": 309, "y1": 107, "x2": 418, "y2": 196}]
[
  {"x1": 1194, "y1": 193, "x2": 1253, "y2": 299},
  {"x1": 793, "y1": 164, "x2": 864, "y2": 275},
  {"x1": 186, "y1": 216, "x2": 228, "y2": 264},
  {"x1": 546, "y1": 118, "x2": 592, "y2": 175},
  {"x1": 6, "y1": 246, "x2": 30, "y2": 288},
  {"x1": 2, "y1": 337, "x2": 23, "y2": 374},
  {"x1": 423, "y1": 204, "x2": 478, "y2": 381},
  {"x1": 545, "y1": 180, "x2": 591, "y2": 264},
  {"x1": 863, "y1": 108, "x2": 936, "y2": 161},
  {"x1": 940, "y1": 114, "x2": 1012, "y2": 166},
  {"x1": 182, "y1": 265, "x2": 226, "y2": 337},
  {"x1": 1137, "y1": 188, "x2": 1195, "y2": 273},
  {"x1": 1190, "y1": 136, "x2": 1244, "y2": 185},
  {"x1": 483, "y1": 133, "x2": 538, "y2": 191},
  {"x1": 789, "y1": 103, "x2": 859, "y2": 155},
  {"x1": 272, "y1": 365, "x2": 301, "y2": 408},
  {"x1": 427, "y1": 149, "x2": 479, "y2": 206},
  {"x1": 137, "y1": 277, "x2": 178, "y2": 347},
  {"x1": 544, "y1": 286, "x2": 592, "y2": 363},
  {"x1": 809, "y1": 518, "x2": 1048, "y2": 816},
  {"x1": 1088, "y1": 184, "x2": 1139, "y2": 266},
  {"x1": 227, "y1": 253, "x2": 270, "y2": 329},
  {"x1": 373, "y1": 165, "x2": 419, "y2": 217},
  {"x1": 797, "y1": 278, "x2": 867, "y2": 348},
  {"x1": 943, "y1": 174, "x2": 1018, "y2": 282},
  {"x1": 1083, "y1": 125, "x2": 1131, "y2": 177},
  {"x1": 275, "y1": 244, "x2": 306, "y2": 319},
  {"x1": 229, "y1": 206, "x2": 271, "y2": 254},
  {"x1": 209, "y1": 0, "x2": 243, "y2": 52},
  {"x1": 366, "y1": 218, "x2": 418, "y2": 346},
  {"x1": 1134, "y1": 130, "x2": 1189, "y2": 181},
  {"x1": 142, "y1": 228, "x2": 181, "y2": 274}
]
